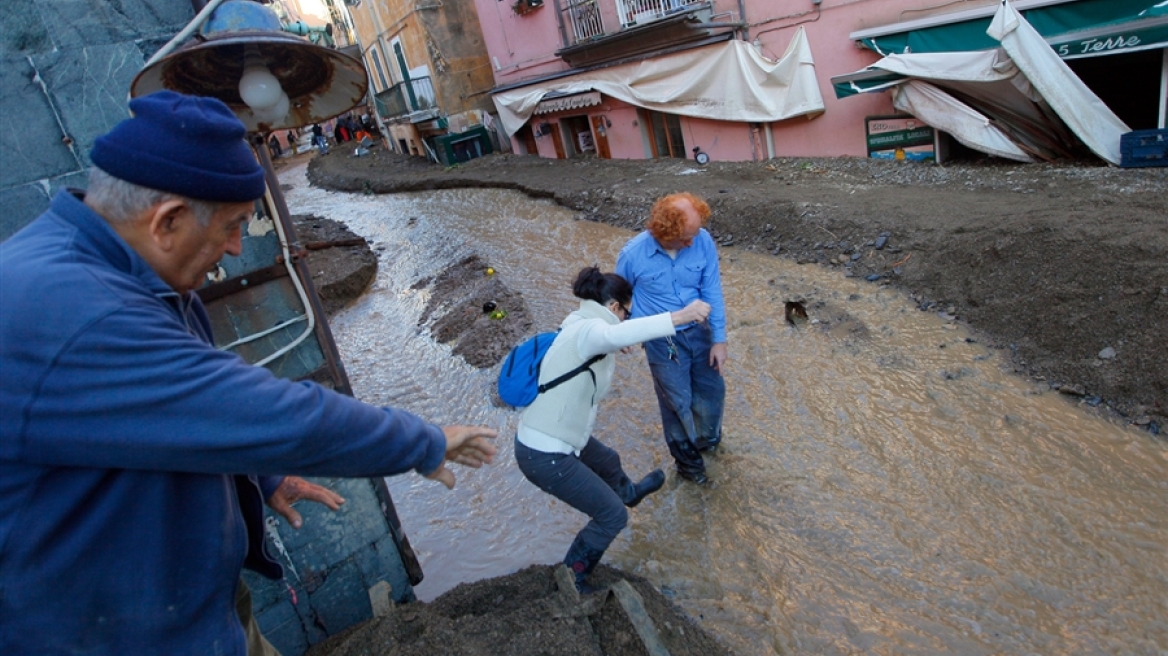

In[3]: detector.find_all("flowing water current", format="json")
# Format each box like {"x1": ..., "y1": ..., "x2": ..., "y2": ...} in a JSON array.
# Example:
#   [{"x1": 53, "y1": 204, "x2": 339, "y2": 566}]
[{"x1": 282, "y1": 164, "x2": 1167, "y2": 655}]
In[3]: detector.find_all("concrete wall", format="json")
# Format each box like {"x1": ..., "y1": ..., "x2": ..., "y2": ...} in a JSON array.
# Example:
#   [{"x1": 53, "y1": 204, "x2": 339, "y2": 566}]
[
  {"x1": 416, "y1": 0, "x2": 496, "y2": 116},
  {"x1": 0, "y1": 0, "x2": 195, "y2": 241}
]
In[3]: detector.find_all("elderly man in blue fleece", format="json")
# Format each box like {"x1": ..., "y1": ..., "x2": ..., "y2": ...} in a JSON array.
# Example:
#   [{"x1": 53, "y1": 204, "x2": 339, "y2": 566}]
[
  {"x1": 616, "y1": 192, "x2": 727, "y2": 485},
  {"x1": 0, "y1": 91, "x2": 497, "y2": 656}
]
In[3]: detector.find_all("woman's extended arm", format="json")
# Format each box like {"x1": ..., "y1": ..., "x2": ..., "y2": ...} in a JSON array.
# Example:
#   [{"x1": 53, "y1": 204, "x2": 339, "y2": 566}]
[{"x1": 578, "y1": 300, "x2": 710, "y2": 358}]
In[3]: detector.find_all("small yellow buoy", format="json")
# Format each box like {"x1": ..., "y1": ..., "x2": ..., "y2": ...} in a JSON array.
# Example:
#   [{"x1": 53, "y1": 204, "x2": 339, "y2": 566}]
[
  {"x1": 488, "y1": 308, "x2": 507, "y2": 320},
  {"x1": 486, "y1": 267, "x2": 495, "y2": 276}
]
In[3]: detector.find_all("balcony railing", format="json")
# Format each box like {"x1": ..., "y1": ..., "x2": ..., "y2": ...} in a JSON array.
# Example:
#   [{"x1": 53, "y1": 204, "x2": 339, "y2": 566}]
[
  {"x1": 562, "y1": 0, "x2": 606, "y2": 42},
  {"x1": 559, "y1": 0, "x2": 710, "y2": 47},
  {"x1": 373, "y1": 76, "x2": 437, "y2": 120},
  {"x1": 616, "y1": 0, "x2": 705, "y2": 28}
]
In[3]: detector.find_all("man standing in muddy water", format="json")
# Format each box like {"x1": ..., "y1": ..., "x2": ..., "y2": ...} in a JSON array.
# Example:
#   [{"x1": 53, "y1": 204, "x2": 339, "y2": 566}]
[
  {"x1": 617, "y1": 192, "x2": 727, "y2": 485},
  {"x1": 0, "y1": 90, "x2": 498, "y2": 656}
]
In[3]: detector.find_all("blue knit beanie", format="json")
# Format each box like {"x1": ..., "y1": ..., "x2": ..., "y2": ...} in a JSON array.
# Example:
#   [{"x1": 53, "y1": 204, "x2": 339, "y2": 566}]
[{"x1": 90, "y1": 91, "x2": 266, "y2": 202}]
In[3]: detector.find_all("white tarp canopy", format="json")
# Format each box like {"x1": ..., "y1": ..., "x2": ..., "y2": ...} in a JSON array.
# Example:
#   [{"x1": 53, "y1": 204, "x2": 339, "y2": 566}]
[
  {"x1": 832, "y1": 0, "x2": 1131, "y2": 164},
  {"x1": 492, "y1": 29, "x2": 825, "y2": 137},
  {"x1": 987, "y1": 0, "x2": 1130, "y2": 164}
]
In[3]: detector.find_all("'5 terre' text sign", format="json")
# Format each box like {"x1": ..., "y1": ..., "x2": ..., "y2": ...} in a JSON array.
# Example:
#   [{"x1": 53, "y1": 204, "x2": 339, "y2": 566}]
[{"x1": 1053, "y1": 34, "x2": 1143, "y2": 57}]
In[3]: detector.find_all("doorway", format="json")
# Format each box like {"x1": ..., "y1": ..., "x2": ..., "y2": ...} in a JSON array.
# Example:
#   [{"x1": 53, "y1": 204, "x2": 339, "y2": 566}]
[
  {"x1": 1067, "y1": 49, "x2": 1164, "y2": 130},
  {"x1": 561, "y1": 115, "x2": 594, "y2": 157},
  {"x1": 644, "y1": 109, "x2": 685, "y2": 158}
]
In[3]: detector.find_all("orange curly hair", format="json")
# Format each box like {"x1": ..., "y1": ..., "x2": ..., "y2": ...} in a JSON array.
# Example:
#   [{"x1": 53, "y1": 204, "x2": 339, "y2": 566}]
[{"x1": 646, "y1": 192, "x2": 710, "y2": 242}]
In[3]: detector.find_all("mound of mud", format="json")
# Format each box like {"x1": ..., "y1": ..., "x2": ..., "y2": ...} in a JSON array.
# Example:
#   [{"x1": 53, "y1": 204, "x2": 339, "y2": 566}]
[
  {"x1": 413, "y1": 254, "x2": 533, "y2": 370},
  {"x1": 305, "y1": 564, "x2": 733, "y2": 656},
  {"x1": 292, "y1": 215, "x2": 378, "y2": 318}
]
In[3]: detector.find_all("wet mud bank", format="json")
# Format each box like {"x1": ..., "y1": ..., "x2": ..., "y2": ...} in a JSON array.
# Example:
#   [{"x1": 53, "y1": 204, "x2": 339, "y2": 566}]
[
  {"x1": 306, "y1": 564, "x2": 731, "y2": 656},
  {"x1": 292, "y1": 214, "x2": 378, "y2": 319},
  {"x1": 308, "y1": 150, "x2": 1168, "y2": 432}
]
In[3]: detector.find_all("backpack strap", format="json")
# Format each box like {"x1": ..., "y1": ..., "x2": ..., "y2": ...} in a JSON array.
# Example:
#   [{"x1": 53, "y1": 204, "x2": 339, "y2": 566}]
[{"x1": 537, "y1": 353, "x2": 605, "y2": 395}]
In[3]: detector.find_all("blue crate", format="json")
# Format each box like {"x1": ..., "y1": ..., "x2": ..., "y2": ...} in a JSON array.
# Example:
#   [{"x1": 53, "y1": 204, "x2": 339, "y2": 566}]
[{"x1": 1119, "y1": 129, "x2": 1168, "y2": 168}]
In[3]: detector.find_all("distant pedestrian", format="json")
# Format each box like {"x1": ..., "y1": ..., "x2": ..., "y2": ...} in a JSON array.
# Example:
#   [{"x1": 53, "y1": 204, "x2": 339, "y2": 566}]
[{"x1": 311, "y1": 123, "x2": 328, "y2": 155}]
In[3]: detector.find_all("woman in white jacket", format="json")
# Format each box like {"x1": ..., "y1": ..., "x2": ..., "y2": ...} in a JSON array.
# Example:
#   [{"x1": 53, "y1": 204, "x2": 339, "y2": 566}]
[{"x1": 516, "y1": 266, "x2": 710, "y2": 593}]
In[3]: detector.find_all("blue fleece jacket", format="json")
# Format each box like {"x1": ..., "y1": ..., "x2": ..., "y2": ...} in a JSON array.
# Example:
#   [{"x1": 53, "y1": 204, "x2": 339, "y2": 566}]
[{"x1": 0, "y1": 191, "x2": 447, "y2": 655}]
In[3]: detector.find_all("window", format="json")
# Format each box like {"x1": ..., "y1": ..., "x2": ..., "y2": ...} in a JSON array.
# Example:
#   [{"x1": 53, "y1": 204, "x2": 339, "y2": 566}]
[
  {"x1": 646, "y1": 110, "x2": 685, "y2": 158},
  {"x1": 369, "y1": 48, "x2": 389, "y2": 91}
]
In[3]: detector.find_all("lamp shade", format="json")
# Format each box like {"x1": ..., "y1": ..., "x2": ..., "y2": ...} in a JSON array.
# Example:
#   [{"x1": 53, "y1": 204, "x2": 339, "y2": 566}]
[{"x1": 131, "y1": 0, "x2": 367, "y2": 132}]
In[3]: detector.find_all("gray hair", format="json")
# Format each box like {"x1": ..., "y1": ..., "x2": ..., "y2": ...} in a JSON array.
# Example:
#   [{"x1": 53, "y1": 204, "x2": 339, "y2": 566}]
[{"x1": 86, "y1": 167, "x2": 223, "y2": 226}]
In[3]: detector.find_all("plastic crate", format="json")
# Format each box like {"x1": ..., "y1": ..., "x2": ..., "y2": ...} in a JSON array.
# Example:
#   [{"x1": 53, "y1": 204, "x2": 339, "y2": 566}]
[{"x1": 1119, "y1": 129, "x2": 1168, "y2": 168}]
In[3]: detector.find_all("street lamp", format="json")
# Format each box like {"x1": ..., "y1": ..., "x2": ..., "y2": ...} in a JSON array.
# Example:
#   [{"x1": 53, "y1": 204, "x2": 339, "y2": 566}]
[{"x1": 131, "y1": 0, "x2": 367, "y2": 133}]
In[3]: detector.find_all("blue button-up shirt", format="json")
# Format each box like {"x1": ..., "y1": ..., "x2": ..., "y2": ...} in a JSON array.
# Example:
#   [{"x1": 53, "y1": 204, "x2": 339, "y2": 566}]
[{"x1": 616, "y1": 229, "x2": 726, "y2": 343}]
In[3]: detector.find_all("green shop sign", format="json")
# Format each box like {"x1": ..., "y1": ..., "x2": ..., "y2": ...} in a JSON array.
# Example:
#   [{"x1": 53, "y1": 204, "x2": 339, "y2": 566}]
[{"x1": 867, "y1": 126, "x2": 935, "y2": 153}]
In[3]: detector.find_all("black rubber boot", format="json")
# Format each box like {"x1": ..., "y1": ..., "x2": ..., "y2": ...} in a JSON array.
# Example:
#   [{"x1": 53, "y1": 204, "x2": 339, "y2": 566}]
[
  {"x1": 673, "y1": 441, "x2": 708, "y2": 485},
  {"x1": 625, "y1": 469, "x2": 665, "y2": 508},
  {"x1": 563, "y1": 535, "x2": 606, "y2": 594}
]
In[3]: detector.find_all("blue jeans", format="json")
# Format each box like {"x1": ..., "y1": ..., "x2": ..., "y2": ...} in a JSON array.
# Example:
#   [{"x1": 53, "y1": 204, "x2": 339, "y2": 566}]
[
  {"x1": 515, "y1": 436, "x2": 636, "y2": 555},
  {"x1": 313, "y1": 135, "x2": 329, "y2": 154},
  {"x1": 644, "y1": 323, "x2": 725, "y2": 475}
]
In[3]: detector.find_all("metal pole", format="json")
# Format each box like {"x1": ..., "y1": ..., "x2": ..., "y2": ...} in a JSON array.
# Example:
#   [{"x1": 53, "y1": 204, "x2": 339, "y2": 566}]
[{"x1": 251, "y1": 134, "x2": 353, "y2": 395}]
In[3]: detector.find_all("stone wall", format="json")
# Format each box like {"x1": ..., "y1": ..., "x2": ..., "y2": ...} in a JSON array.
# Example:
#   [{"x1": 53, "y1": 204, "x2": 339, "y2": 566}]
[{"x1": 0, "y1": 0, "x2": 193, "y2": 240}]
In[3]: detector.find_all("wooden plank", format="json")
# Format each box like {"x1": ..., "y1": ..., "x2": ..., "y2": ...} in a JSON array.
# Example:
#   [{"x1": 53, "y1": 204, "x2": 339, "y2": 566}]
[{"x1": 610, "y1": 580, "x2": 671, "y2": 656}]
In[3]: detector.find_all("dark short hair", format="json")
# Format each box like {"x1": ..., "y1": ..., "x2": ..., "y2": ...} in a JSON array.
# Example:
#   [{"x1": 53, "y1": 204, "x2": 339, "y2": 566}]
[{"x1": 572, "y1": 266, "x2": 631, "y2": 307}]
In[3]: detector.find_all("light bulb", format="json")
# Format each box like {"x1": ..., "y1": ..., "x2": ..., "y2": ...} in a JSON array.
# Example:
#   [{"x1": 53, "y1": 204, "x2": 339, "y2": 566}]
[
  {"x1": 254, "y1": 92, "x2": 290, "y2": 125},
  {"x1": 238, "y1": 47, "x2": 283, "y2": 111}
]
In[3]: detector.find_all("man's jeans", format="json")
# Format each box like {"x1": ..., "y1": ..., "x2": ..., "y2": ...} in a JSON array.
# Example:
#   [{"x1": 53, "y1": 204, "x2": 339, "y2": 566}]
[
  {"x1": 644, "y1": 323, "x2": 725, "y2": 475},
  {"x1": 515, "y1": 436, "x2": 635, "y2": 555}
]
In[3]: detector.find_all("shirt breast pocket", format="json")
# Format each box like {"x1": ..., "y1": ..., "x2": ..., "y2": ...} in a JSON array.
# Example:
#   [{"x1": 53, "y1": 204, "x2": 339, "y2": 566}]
[
  {"x1": 641, "y1": 270, "x2": 672, "y2": 295},
  {"x1": 676, "y1": 263, "x2": 704, "y2": 289}
]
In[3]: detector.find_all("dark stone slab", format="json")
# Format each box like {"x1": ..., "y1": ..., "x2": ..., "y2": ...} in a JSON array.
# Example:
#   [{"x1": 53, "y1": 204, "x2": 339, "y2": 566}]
[
  {"x1": 0, "y1": 57, "x2": 82, "y2": 188},
  {"x1": 32, "y1": 0, "x2": 191, "y2": 52},
  {"x1": 0, "y1": 2, "x2": 51, "y2": 55},
  {"x1": 31, "y1": 43, "x2": 144, "y2": 166},
  {"x1": 0, "y1": 171, "x2": 88, "y2": 242}
]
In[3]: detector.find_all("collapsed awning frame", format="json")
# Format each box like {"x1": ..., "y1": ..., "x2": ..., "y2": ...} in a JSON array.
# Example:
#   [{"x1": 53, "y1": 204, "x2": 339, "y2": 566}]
[
  {"x1": 833, "y1": 1, "x2": 1133, "y2": 164},
  {"x1": 851, "y1": 0, "x2": 1168, "y2": 60}
]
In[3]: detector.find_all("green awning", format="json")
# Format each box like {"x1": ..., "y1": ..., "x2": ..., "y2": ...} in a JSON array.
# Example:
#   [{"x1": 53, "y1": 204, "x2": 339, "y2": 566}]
[
  {"x1": 832, "y1": 69, "x2": 906, "y2": 98},
  {"x1": 854, "y1": 0, "x2": 1168, "y2": 59}
]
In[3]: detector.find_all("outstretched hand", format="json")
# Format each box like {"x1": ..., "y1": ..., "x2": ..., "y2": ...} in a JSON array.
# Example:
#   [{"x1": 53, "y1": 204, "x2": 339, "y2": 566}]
[
  {"x1": 426, "y1": 425, "x2": 499, "y2": 489},
  {"x1": 266, "y1": 476, "x2": 346, "y2": 529}
]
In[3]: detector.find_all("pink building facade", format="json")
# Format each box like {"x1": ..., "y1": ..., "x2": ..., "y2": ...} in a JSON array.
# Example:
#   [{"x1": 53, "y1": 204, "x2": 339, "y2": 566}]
[{"x1": 474, "y1": 0, "x2": 1168, "y2": 163}]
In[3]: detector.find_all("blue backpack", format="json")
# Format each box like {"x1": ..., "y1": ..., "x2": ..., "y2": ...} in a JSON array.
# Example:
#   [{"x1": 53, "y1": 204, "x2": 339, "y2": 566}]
[{"x1": 497, "y1": 331, "x2": 605, "y2": 408}]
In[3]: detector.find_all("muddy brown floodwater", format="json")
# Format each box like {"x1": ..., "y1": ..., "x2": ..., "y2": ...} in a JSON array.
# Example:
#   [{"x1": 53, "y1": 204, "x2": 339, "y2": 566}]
[{"x1": 283, "y1": 163, "x2": 1168, "y2": 656}]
